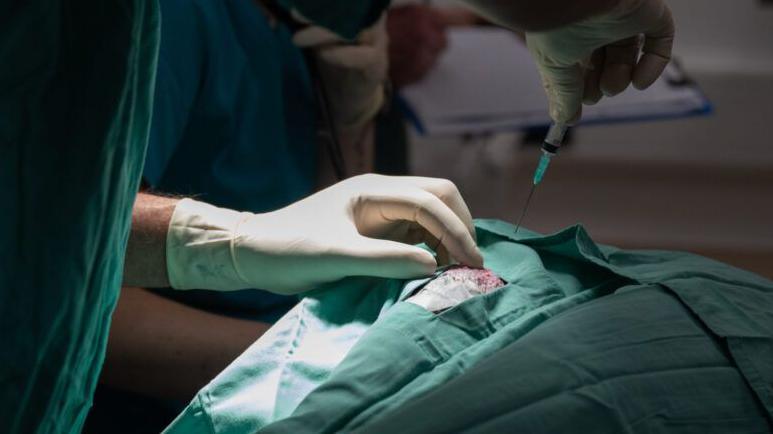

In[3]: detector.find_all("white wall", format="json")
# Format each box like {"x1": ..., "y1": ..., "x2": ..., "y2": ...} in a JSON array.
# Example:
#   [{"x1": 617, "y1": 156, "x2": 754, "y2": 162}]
[{"x1": 669, "y1": 0, "x2": 773, "y2": 74}]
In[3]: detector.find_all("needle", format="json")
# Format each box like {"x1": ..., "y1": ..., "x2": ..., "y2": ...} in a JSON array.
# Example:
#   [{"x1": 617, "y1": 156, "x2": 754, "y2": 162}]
[
  {"x1": 514, "y1": 123, "x2": 568, "y2": 234},
  {"x1": 514, "y1": 183, "x2": 537, "y2": 234}
]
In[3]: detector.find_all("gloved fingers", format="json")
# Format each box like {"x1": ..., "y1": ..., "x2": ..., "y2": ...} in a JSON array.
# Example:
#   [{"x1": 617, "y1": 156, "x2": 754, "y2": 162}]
[
  {"x1": 541, "y1": 62, "x2": 584, "y2": 125},
  {"x1": 343, "y1": 236, "x2": 437, "y2": 279},
  {"x1": 316, "y1": 44, "x2": 385, "y2": 71},
  {"x1": 583, "y1": 49, "x2": 604, "y2": 105},
  {"x1": 600, "y1": 36, "x2": 641, "y2": 96},
  {"x1": 383, "y1": 223, "x2": 451, "y2": 266},
  {"x1": 358, "y1": 14, "x2": 388, "y2": 47},
  {"x1": 376, "y1": 188, "x2": 483, "y2": 267},
  {"x1": 292, "y1": 25, "x2": 343, "y2": 48},
  {"x1": 399, "y1": 177, "x2": 477, "y2": 241},
  {"x1": 421, "y1": 231, "x2": 452, "y2": 266},
  {"x1": 436, "y1": 244, "x2": 452, "y2": 266},
  {"x1": 633, "y1": 4, "x2": 674, "y2": 90}
]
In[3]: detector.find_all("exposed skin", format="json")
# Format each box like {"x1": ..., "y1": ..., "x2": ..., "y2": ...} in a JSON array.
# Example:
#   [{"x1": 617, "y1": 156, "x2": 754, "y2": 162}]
[{"x1": 123, "y1": 193, "x2": 177, "y2": 288}]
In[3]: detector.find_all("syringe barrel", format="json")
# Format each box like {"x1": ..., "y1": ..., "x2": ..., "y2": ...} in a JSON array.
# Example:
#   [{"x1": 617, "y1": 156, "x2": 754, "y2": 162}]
[{"x1": 542, "y1": 123, "x2": 568, "y2": 154}]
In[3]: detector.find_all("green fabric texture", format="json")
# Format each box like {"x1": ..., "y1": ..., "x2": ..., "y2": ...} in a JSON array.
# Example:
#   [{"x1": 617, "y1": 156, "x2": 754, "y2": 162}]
[
  {"x1": 164, "y1": 220, "x2": 773, "y2": 433},
  {"x1": 0, "y1": 1, "x2": 160, "y2": 433},
  {"x1": 355, "y1": 286, "x2": 772, "y2": 433}
]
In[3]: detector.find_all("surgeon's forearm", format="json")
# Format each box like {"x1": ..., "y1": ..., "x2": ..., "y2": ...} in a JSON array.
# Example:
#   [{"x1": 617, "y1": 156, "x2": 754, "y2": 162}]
[
  {"x1": 460, "y1": 0, "x2": 618, "y2": 31},
  {"x1": 100, "y1": 286, "x2": 269, "y2": 400},
  {"x1": 123, "y1": 192, "x2": 179, "y2": 288}
]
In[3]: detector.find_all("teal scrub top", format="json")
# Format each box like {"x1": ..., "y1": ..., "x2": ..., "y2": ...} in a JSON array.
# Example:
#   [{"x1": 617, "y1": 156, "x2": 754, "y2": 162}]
[
  {"x1": 0, "y1": 1, "x2": 160, "y2": 432},
  {"x1": 144, "y1": 0, "x2": 317, "y2": 213},
  {"x1": 143, "y1": 0, "x2": 317, "y2": 321},
  {"x1": 164, "y1": 221, "x2": 773, "y2": 433}
]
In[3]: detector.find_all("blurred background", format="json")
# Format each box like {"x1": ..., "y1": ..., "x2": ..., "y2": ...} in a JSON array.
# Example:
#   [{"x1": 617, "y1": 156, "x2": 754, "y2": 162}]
[{"x1": 390, "y1": 0, "x2": 773, "y2": 278}]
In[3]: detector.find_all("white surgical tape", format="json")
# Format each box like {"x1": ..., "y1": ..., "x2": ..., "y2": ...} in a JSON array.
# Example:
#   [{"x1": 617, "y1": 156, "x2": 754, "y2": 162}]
[{"x1": 406, "y1": 266, "x2": 505, "y2": 313}]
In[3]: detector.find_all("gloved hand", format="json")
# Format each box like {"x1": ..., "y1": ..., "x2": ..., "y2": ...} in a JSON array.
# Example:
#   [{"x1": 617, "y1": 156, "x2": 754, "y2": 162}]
[
  {"x1": 166, "y1": 174, "x2": 483, "y2": 294},
  {"x1": 525, "y1": 0, "x2": 675, "y2": 124},
  {"x1": 293, "y1": 15, "x2": 388, "y2": 132}
]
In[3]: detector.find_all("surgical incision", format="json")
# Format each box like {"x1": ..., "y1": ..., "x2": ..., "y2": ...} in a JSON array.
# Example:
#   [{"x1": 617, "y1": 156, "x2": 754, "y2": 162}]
[{"x1": 406, "y1": 266, "x2": 505, "y2": 313}]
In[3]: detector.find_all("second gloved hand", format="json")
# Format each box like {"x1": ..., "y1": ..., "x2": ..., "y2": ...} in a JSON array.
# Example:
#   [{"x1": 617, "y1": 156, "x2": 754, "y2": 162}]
[
  {"x1": 166, "y1": 174, "x2": 483, "y2": 294},
  {"x1": 526, "y1": 0, "x2": 675, "y2": 124},
  {"x1": 293, "y1": 15, "x2": 389, "y2": 132}
]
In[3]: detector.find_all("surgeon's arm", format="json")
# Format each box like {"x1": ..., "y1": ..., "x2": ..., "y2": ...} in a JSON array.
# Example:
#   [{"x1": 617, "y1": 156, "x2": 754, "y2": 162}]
[
  {"x1": 101, "y1": 286, "x2": 268, "y2": 399},
  {"x1": 124, "y1": 175, "x2": 482, "y2": 293},
  {"x1": 123, "y1": 192, "x2": 177, "y2": 288}
]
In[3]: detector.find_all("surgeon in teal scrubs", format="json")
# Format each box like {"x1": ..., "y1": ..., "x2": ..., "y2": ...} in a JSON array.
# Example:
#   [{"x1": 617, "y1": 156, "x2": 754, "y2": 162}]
[
  {"x1": 88, "y1": 2, "x2": 390, "y2": 418},
  {"x1": 141, "y1": 0, "x2": 319, "y2": 322},
  {"x1": 1, "y1": 1, "x2": 161, "y2": 432},
  {"x1": 0, "y1": 1, "x2": 465, "y2": 432}
]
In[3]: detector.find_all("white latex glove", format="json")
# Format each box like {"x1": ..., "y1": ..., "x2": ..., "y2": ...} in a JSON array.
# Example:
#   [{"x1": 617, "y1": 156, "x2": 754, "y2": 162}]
[
  {"x1": 293, "y1": 15, "x2": 388, "y2": 132},
  {"x1": 166, "y1": 174, "x2": 483, "y2": 294},
  {"x1": 526, "y1": 0, "x2": 675, "y2": 124}
]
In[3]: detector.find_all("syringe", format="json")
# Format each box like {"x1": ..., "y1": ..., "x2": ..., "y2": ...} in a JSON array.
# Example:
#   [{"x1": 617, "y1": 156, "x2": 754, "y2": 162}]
[{"x1": 514, "y1": 123, "x2": 568, "y2": 234}]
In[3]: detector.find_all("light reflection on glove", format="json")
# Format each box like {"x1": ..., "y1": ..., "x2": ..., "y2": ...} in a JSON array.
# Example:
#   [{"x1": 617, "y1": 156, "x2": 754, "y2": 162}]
[{"x1": 526, "y1": 0, "x2": 675, "y2": 124}]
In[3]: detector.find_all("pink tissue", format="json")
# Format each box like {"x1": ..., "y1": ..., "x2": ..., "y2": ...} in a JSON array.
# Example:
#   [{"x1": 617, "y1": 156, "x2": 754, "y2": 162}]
[
  {"x1": 434, "y1": 266, "x2": 505, "y2": 294},
  {"x1": 406, "y1": 266, "x2": 505, "y2": 312}
]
